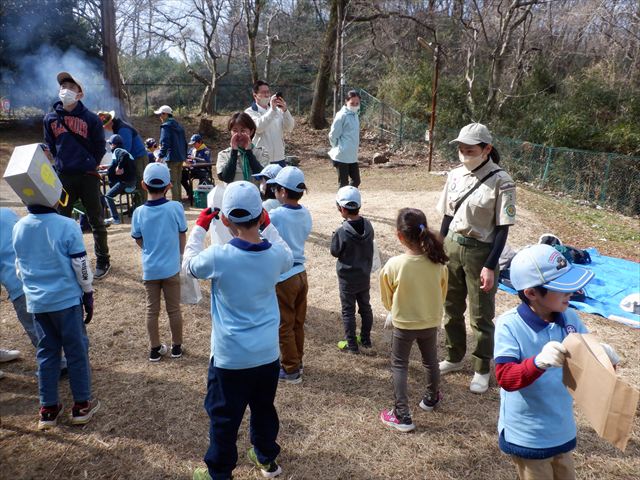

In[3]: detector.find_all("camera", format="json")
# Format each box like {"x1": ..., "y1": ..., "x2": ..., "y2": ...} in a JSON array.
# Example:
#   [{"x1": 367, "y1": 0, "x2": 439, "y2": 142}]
[{"x1": 275, "y1": 92, "x2": 283, "y2": 98}]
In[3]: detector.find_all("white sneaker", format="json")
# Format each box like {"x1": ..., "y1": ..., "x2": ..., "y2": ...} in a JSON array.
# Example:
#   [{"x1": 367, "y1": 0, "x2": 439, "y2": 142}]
[
  {"x1": 0, "y1": 349, "x2": 21, "y2": 363},
  {"x1": 439, "y1": 360, "x2": 464, "y2": 374},
  {"x1": 470, "y1": 372, "x2": 491, "y2": 394}
]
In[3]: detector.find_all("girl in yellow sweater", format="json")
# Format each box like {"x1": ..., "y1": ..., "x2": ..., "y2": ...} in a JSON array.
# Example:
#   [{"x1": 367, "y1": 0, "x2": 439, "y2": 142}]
[{"x1": 379, "y1": 208, "x2": 449, "y2": 432}]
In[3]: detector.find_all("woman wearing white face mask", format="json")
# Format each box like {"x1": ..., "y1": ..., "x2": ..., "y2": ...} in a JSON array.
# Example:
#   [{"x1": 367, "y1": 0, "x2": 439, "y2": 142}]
[
  {"x1": 436, "y1": 123, "x2": 516, "y2": 395},
  {"x1": 328, "y1": 90, "x2": 362, "y2": 188}
]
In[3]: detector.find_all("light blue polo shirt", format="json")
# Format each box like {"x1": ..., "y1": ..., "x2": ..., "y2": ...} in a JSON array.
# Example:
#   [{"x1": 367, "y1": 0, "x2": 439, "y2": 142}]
[
  {"x1": 269, "y1": 204, "x2": 312, "y2": 282},
  {"x1": 494, "y1": 303, "x2": 588, "y2": 449},
  {"x1": 188, "y1": 238, "x2": 292, "y2": 369},
  {"x1": 131, "y1": 198, "x2": 188, "y2": 281},
  {"x1": 12, "y1": 209, "x2": 86, "y2": 313},
  {"x1": 0, "y1": 208, "x2": 24, "y2": 301}
]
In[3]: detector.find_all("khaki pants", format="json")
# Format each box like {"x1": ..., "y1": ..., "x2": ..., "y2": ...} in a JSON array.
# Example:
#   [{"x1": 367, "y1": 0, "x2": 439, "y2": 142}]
[
  {"x1": 512, "y1": 452, "x2": 575, "y2": 480},
  {"x1": 443, "y1": 235, "x2": 498, "y2": 374},
  {"x1": 143, "y1": 273, "x2": 182, "y2": 348},
  {"x1": 168, "y1": 161, "x2": 183, "y2": 202},
  {"x1": 276, "y1": 272, "x2": 308, "y2": 373}
]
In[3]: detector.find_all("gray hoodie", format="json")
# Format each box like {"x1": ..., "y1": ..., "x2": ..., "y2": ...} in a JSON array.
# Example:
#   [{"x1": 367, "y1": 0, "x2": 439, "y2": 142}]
[{"x1": 330, "y1": 217, "x2": 374, "y2": 292}]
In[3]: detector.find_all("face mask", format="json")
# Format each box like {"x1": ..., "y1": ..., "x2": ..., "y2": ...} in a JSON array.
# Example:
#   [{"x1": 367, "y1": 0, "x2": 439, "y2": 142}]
[
  {"x1": 257, "y1": 97, "x2": 270, "y2": 108},
  {"x1": 59, "y1": 88, "x2": 78, "y2": 106},
  {"x1": 458, "y1": 151, "x2": 486, "y2": 171},
  {"x1": 347, "y1": 105, "x2": 360, "y2": 113}
]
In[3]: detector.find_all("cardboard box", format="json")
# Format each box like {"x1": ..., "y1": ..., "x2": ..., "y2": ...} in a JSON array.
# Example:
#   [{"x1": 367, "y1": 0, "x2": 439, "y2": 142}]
[{"x1": 3, "y1": 144, "x2": 62, "y2": 207}]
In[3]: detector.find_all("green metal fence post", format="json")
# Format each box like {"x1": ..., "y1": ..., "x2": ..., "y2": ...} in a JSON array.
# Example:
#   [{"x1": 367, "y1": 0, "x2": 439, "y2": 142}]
[
  {"x1": 144, "y1": 85, "x2": 148, "y2": 116},
  {"x1": 600, "y1": 154, "x2": 612, "y2": 204},
  {"x1": 399, "y1": 113, "x2": 404, "y2": 146},
  {"x1": 379, "y1": 101, "x2": 385, "y2": 140},
  {"x1": 541, "y1": 146, "x2": 553, "y2": 186},
  {"x1": 177, "y1": 85, "x2": 182, "y2": 111}
]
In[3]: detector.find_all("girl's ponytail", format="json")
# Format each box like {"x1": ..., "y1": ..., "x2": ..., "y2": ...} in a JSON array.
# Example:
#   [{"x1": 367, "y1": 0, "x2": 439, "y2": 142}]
[
  {"x1": 419, "y1": 226, "x2": 448, "y2": 265},
  {"x1": 397, "y1": 208, "x2": 449, "y2": 265}
]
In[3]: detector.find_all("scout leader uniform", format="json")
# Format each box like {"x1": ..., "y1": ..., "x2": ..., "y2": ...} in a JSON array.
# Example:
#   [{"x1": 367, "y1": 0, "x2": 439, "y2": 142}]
[{"x1": 437, "y1": 129, "x2": 516, "y2": 389}]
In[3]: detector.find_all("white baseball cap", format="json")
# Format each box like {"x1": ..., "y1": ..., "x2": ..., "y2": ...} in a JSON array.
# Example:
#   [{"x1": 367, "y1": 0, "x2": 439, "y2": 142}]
[
  {"x1": 154, "y1": 105, "x2": 173, "y2": 115},
  {"x1": 252, "y1": 164, "x2": 283, "y2": 180},
  {"x1": 510, "y1": 244, "x2": 594, "y2": 293},
  {"x1": 449, "y1": 123, "x2": 492, "y2": 145},
  {"x1": 222, "y1": 181, "x2": 263, "y2": 223},
  {"x1": 143, "y1": 162, "x2": 171, "y2": 188},
  {"x1": 267, "y1": 166, "x2": 305, "y2": 192},
  {"x1": 57, "y1": 71, "x2": 84, "y2": 92},
  {"x1": 336, "y1": 186, "x2": 361, "y2": 208}
]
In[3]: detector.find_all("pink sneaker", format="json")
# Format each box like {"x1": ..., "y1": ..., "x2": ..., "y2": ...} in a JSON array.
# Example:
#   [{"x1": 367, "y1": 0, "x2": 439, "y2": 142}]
[{"x1": 379, "y1": 408, "x2": 415, "y2": 432}]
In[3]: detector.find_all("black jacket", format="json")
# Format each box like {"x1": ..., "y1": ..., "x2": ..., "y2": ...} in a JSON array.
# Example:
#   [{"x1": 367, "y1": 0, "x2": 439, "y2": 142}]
[{"x1": 330, "y1": 217, "x2": 375, "y2": 292}]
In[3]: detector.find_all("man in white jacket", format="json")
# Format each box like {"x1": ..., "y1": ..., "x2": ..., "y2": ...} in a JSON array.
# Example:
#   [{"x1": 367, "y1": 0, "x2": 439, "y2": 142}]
[{"x1": 245, "y1": 80, "x2": 295, "y2": 167}]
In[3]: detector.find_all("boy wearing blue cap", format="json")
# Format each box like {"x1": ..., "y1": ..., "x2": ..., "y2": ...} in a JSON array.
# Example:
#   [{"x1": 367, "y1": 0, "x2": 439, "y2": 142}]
[
  {"x1": 102, "y1": 134, "x2": 137, "y2": 225},
  {"x1": 267, "y1": 167, "x2": 312, "y2": 384},
  {"x1": 184, "y1": 181, "x2": 293, "y2": 480},
  {"x1": 331, "y1": 186, "x2": 375, "y2": 354},
  {"x1": 494, "y1": 243, "x2": 619, "y2": 480},
  {"x1": 252, "y1": 164, "x2": 282, "y2": 212},
  {"x1": 131, "y1": 163, "x2": 188, "y2": 361},
  {"x1": 182, "y1": 133, "x2": 213, "y2": 203}
]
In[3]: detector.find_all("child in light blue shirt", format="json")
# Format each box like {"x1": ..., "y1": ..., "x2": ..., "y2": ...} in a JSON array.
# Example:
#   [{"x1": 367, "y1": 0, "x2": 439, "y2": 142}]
[
  {"x1": 267, "y1": 166, "x2": 312, "y2": 384},
  {"x1": 131, "y1": 163, "x2": 188, "y2": 361},
  {"x1": 184, "y1": 181, "x2": 293, "y2": 480}
]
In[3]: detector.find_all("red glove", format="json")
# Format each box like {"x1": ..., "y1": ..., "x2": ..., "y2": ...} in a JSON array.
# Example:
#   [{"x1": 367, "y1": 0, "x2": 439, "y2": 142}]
[
  {"x1": 196, "y1": 208, "x2": 220, "y2": 231},
  {"x1": 259, "y1": 209, "x2": 270, "y2": 231}
]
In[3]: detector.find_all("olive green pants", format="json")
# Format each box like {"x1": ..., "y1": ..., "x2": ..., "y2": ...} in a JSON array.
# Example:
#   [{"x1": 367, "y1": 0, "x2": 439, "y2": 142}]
[
  {"x1": 168, "y1": 161, "x2": 183, "y2": 202},
  {"x1": 443, "y1": 236, "x2": 498, "y2": 374}
]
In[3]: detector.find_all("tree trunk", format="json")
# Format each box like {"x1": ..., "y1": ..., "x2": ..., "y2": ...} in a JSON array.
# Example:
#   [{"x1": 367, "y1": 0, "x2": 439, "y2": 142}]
[
  {"x1": 244, "y1": 0, "x2": 263, "y2": 85},
  {"x1": 199, "y1": 74, "x2": 216, "y2": 115},
  {"x1": 101, "y1": 0, "x2": 127, "y2": 118},
  {"x1": 309, "y1": 0, "x2": 339, "y2": 129}
]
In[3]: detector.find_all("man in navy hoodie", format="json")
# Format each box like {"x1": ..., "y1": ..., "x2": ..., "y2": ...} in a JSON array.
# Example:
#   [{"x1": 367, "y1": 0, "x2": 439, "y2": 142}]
[
  {"x1": 154, "y1": 105, "x2": 187, "y2": 202},
  {"x1": 43, "y1": 72, "x2": 111, "y2": 279}
]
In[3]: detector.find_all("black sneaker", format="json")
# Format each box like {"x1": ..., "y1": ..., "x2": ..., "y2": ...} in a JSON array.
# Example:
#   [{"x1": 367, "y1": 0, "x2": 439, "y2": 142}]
[
  {"x1": 38, "y1": 403, "x2": 64, "y2": 430},
  {"x1": 247, "y1": 447, "x2": 282, "y2": 478},
  {"x1": 171, "y1": 344, "x2": 183, "y2": 358},
  {"x1": 94, "y1": 263, "x2": 111, "y2": 280},
  {"x1": 419, "y1": 391, "x2": 442, "y2": 412},
  {"x1": 70, "y1": 399, "x2": 101, "y2": 425},
  {"x1": 360, "y1": 338, "x2": 372, "y2": 349},
  {"x1": 149, "y1": 344, "x2": 168, "y2": 362}
]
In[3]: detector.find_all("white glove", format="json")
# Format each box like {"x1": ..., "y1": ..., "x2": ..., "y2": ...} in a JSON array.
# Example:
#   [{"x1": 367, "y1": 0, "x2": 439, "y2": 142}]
[
  {"x1": 600, "y1": 343, "x2": 620, "y2": 367},
  {"x1": 384, "y1": 312, "x2": 393, "y2": 330},
  {"x1": 535, "y1": 341, "x2": 567, "y2": 369}
]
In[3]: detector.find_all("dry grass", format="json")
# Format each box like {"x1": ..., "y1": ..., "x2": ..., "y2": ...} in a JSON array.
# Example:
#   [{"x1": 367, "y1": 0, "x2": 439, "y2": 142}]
[{"x1": 1, "y1": 118, "x2": 639, "y2": 480}]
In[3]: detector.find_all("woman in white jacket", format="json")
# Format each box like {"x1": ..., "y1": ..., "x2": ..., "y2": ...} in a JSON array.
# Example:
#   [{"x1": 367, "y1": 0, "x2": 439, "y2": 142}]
[{"x1": 329, "y1": 90, "x2": 361, "y2": 188}]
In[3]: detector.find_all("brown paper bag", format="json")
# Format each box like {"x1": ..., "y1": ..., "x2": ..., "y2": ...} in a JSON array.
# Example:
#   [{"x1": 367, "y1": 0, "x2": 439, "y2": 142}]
[{"x1": 562, "y1": 333, "x2": 639, "y2": 451}]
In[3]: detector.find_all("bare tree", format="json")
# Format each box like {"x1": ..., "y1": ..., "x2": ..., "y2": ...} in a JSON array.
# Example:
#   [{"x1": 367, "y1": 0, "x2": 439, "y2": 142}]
[{"x1": 243, "y1": 0, "x2": 265, "y2": 84}]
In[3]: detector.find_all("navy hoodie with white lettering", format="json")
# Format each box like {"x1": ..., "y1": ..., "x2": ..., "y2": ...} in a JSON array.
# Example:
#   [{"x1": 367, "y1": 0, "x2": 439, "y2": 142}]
[{"x1": 43, "y1": 100, "x2": 106, "y2": 174}]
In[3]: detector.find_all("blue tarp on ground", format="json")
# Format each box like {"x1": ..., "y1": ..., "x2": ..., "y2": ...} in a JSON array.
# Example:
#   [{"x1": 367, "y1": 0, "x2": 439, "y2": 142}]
[{"x1": 499, "y1": 248, "x2": 640, "y2": 328}]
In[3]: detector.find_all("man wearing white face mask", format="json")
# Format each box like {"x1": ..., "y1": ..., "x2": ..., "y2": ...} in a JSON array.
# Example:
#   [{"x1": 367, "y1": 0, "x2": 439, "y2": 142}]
[
  {"x1": 43, "y1": 72, "x2": 111, "y2": 279},
  {"x1": 328, "y1": 90, "x2": 362, "y2": 188},
  {"x1": 245, "y1": 80, "x2": 294, "y2": 168},
  {"x1": 436, "y1": 123, "x2": 516, "y2": 395}
]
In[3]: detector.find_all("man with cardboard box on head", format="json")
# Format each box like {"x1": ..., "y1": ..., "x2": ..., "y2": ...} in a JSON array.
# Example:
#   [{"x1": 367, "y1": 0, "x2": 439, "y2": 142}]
[{"x1": 43, "y1": 72, "x2": 111, "y2": 279}]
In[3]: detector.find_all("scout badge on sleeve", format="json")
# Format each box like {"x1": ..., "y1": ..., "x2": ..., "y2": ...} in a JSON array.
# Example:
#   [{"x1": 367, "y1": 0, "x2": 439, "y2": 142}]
[{"x1": 3, "y1": 144, "x2": 69, "y2": 208}]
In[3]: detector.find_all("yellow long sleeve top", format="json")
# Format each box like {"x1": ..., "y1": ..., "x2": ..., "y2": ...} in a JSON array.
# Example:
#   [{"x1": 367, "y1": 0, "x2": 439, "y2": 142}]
[{"x1": 379, "y1": 253, "x2": 448, "y2": 330}]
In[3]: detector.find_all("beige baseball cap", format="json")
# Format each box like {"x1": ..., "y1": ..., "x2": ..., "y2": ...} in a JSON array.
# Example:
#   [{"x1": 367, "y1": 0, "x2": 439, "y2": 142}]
[
  {"x1": 56, "y1": 72, "x2": 83, "y2": 92},
  {"x1": 154, "y1": 105, "x2": 173, "y2": 115},
  {"x1": 449, "y1": 123, "x2": 492, "y2": 145}
]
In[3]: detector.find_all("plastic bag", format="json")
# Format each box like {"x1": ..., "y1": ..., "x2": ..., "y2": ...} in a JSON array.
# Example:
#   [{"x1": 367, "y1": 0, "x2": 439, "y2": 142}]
[
  {"x1": 371, "y1": 240, "x2": 382, "y2": 274},
  {"x1": 180, "y1": 267, "x2": 202, "y2": 304}
]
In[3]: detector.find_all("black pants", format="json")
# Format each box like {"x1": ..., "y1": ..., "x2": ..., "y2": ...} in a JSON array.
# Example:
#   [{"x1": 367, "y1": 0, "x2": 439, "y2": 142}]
[
  {"x1": 334, "y1": 161, "x2": 361, "y2": 188},
  {"x1": 339, "y1": 285, "x2": 373, "y2": 345},
  {"x1": 181, "y1": 168, "x2": 212, "y2": 200},
  {"x1": 58, "y1": 172, "x2": 109, "y2": 266},
  {"x1": 203, "y1": 359, "x2": 280, "y2": 479}
]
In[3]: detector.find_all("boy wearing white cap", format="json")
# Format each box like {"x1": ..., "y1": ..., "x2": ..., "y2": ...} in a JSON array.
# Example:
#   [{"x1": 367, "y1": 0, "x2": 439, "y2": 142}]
[
  {"x1": 131, "y1": 163, "x2": 188, "y2": 361},
  {"x1": 494, "y1": 244, "x2": 619, "y2": 480},
  {"x1": 267, "y1": 167, "x2": 313, "y2": 384},
  {"x1": 183, "y1": 181, "x2": 293, "y2": 480},
  {"x1": 330, "y1": 186, "x2": 375, "y2": 353},
  {"x1": 252, "y1": 163, "x2": 282, "y2": 212}
]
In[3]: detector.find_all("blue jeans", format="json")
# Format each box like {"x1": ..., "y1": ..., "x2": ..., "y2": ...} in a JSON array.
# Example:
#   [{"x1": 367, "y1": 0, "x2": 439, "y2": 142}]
[
  {"x1": 13, "y1": 294, "x2": 68, "y2": 370},
  {"x1": 34, "y1": 304, "x2": 91, "y2": 407},
  {"x1": 203, "y1": 359, "x2": 280, "y2": 480},
  {"x1": 104, "y1": 181, "x2": 135, "y2": 221}
]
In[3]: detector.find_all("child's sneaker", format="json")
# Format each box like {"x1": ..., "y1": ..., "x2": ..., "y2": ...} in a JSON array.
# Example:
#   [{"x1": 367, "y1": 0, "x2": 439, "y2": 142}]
[
  {"x1": 38, "y1": 403, "x2": 63, "y2": 430},
  {"x1": 70, "y1": 399, "x2": 100, "y2": 425},
  {"x1": 439, "y1": 360, "x2": 464, "y2": 374},
  {"x1": 247, "y1": 447, "x2": 282, "y2": 478},
  {"x1": 278, "y1": 367, "x2": 302, "y2": 385},
  {"x1": 149, "y1": 344, "x2": 168, "y2": 362},
  {"x1": 337, "y1": 340, "x2": 360, "y2": 354},
  {"x1": 360, "y1": 337, "x2": 372, "y2": 349},
  {"x1": 379, "y1": 408, "x2": 415, "y2": 432},
  {"x1": 171, "y1": 344, "x2": 183, "y2": 358},
  {"x1": 192, "y1": 467, "x2": 214, "y2": 480},
  {"x1": 419, "y1": 391, "x2": 442, "y2": 412}
]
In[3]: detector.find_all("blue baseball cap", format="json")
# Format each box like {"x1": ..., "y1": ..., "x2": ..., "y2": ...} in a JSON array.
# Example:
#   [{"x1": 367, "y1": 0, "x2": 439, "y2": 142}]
[
  {"x1": 143, "y1": 162, "x2": 171, "y2": 188},
  {"x1": 189, "y1": 134, "x2": 203, "y2": 145},
  {"x1": 222, "y1": 181, "x2": 263, "y2": 223},
  {"x1": 108, "y1": 134, "x2": 123, "y2": 146},
  {"x1": 252, "y1": 164, "x2": 282, "y2": 180},
  {"x1": 510, "y1": 244, "x2": 594, "y2": 293},
  {"x1": 336, "y1": 186, "x2": 361, "y2": 208},
  {"x1": 267, "y1": 166, "x2": 305, "y2": 192}
]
